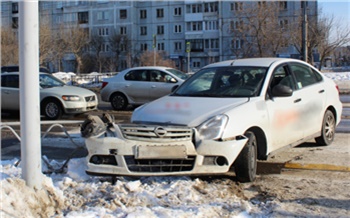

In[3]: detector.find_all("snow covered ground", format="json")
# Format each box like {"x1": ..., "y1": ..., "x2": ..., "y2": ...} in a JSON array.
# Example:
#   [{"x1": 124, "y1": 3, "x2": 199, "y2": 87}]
[{"x1": 1, "y1": 72, "x2": 349, "y2": 217}]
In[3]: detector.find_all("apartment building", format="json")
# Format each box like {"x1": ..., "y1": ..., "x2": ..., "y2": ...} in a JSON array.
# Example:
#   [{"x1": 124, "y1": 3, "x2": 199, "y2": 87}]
[{"x1": 1, "y1": 1, "x2": 317, "y2": 73}]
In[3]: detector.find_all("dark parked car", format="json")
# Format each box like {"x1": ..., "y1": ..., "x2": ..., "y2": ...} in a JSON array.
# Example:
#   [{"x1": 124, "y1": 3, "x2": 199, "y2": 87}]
[{"x1": 1, "y1": 65, "x2": 50, "y2": 74}]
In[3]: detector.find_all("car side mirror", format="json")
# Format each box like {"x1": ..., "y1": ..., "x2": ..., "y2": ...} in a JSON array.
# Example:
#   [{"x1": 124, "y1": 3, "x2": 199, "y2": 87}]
[
  {"x1": 272, "y1": 84, "x2": 293, "y2": 97},
  {"x1": 169, "y1": 78, "x2": 177, "y2": 83},
  {"x1": 171, "y1": 85, "x2": 179, "y2": 92}
]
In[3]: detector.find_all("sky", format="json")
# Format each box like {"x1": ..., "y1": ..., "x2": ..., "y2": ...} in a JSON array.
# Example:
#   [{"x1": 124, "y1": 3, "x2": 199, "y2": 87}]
[{"x1": 318, "y1": 1, "x2": 350, "y2": 22}]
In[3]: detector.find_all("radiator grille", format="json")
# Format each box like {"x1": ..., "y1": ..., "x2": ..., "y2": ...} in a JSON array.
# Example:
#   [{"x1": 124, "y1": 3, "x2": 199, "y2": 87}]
[
  {"x1": 125, "y1": 156, "x2": 196, "y2": 172},
  {"x1": 119, "y1": 124, "x2": 192, "y2": 142}
]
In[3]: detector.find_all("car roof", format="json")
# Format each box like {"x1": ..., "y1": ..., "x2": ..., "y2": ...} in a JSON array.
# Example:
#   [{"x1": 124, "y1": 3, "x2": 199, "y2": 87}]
[
  {"x1": 1, "y1": 66, "x2": 50, "y2": 73},
  {"x1": 124, "y1": 66, "x2": 174, "y2": 71},
  {"x1": 1, "y1": 72, "x2": 49, "y2": 75},
  {"x1": 203, "y1": 58, "x2": 305, "y2": 68}
]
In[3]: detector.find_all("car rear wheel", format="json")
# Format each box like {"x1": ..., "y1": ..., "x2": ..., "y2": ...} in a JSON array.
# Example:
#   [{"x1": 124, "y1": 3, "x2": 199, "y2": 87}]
[
  {"x1": 233, "y1": 131, "x2": 257, "y2": 183},
  {"x1": 315, "y1": 110, "x2": 335, "y2": 146},
  {"x1": 42, "y1": 99, "x2": 62, "y2": 120},
  {"x1": 110, "y1": 93, "x2": 128, "y2": 110}
]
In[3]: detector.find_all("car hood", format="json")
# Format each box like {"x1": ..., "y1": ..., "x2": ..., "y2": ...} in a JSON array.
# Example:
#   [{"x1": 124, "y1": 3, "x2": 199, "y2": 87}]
[
  {"x1": 41, "y1": 85, "x2": 95, "y2": 96},
  {"x1": 132, "y1": 96, "x2": 249, "y2": 127}
]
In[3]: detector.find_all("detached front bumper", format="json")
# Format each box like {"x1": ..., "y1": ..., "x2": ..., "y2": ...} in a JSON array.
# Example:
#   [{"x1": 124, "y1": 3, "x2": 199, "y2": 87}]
[{"x1": 84, "y1": 124, "x2": 248, "y2": 177}]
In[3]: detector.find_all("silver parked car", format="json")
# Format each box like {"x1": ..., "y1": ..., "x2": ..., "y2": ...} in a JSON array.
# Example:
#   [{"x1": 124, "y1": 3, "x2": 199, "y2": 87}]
[
  {"x1": 100, "y1": 66, "x2": 189, "y2": 110},
  {"x1": 1, "y1": 72, "x2": 98, "y2": 120},
  {"x1": 83, "y1": 58, "x2": 342, "y2": 182}
]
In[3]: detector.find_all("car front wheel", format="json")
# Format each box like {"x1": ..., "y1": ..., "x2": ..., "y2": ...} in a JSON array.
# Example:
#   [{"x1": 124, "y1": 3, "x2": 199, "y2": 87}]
[
  {"x1": 42, "y1": 99, "x2": 63, "y2": 120},
  {"x1": 233, "y1": 131, "x2": 257, "y2": 183},
  {"x1": 110, "y1": 93, "x2": 128, "y2": 110},
  {"x1": 315, "y1": 110, "x2": 336, "y2": 146}
]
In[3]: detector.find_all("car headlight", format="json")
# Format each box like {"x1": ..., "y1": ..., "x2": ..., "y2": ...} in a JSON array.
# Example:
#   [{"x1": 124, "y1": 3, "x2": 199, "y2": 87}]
[
  {"x1": 62, "y1": 95, "x2": 81, "y2": 101},
  {"x1": 197, "y1": 114, "x2": 228, "y2": 140}
]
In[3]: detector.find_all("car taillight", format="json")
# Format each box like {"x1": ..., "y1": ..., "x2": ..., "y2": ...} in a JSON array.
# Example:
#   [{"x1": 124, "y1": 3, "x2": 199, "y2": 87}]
[
  {"x1": 101, "y1": 82, "x2": 108, "y2": 89},
  {"x1": 336, "y1": 84, "x2": 340, "y2": 94}
]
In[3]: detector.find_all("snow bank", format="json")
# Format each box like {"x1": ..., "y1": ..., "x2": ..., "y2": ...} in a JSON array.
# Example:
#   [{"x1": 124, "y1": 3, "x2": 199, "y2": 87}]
[{"x1": 0, "y1": 158, "x2": 255, "y2": 217}]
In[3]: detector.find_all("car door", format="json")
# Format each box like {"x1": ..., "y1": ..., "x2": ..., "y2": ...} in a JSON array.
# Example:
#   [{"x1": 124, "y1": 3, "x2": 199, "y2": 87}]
[
  {"x1": 1, "y1": 75, "x2": 20, "y2": 110},
  {"x1": 148, "y1": 70, "x2": 178, "y2": 101},
  {"x1": 123, "y1": 70, "x2": 151, "y2": 104},
  {"x1": 289, "y1": 63, "x2": 325, "y2": 138},
  {"x1": 265, "y1": 64, "x2": 304, "y2": 151}
]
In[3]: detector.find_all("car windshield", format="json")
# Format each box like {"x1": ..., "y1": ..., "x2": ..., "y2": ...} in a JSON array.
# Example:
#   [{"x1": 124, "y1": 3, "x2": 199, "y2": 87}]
[
  {"x1": 166, "y1": 68, "x2": 190, "y2": 80},
  {"x1": 39, "y1": 74, "x2": 66, "y2": 88},
  {"x1": 173, "y1": 66, "x2": 267, "y2": 97}
]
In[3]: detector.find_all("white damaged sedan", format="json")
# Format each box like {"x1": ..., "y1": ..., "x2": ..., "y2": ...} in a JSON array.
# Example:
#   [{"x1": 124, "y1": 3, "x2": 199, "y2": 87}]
[{"x1": 84, "y1": 58, "x2": 342, "y2": 182}]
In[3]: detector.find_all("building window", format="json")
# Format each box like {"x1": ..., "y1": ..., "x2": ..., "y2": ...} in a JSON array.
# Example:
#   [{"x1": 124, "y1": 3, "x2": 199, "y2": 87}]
[
  {"x1": 141, "y1": 43, "x2": 148, "y2": 51},
  {"x1": 157, "y1": 25, "x2": 164, "y2": 35},
  {"x1": 258, "y1": 1, "x2": 267, "y2": 8},
  {"x1": 140, "y1": 9, "x2": 147, "y2": 19},
  {"x1": 279, "y1": 19, "x2": 288, "y2": 29},
  {"x1": 301, "y1": 1, "x2": 308, "y2": 9},
  {"x1": 231, "y1": 2, "x2": 243, "y2": 11},
  {"x1": 98, "y1": 28, "x2": 109, "y2": 36},
  {"x1": 121, "y1": 43, "x2": 127, "y2": 52},
  {"x1": 231, "y1": 38, "x2": 243, "y2": 49},
  {"x1": 205, "y1": 39, "x2": 219, "y2": 49},
  {"x1": 157, "y1": 42, "x2": 165, "y2": 50},
  {"x1": 12, "y1": 3, "x2": 18, "y2": 13},
  {"x1": 120, "y1": 26, "x2": 127, "y2": 35},
  {"x1": 230, "y1": 20, "x2": 243, "y2": 30},
  {"x1": 102, "y1": 43, "x2": 110, "y2": 52},
  {"x1": 174, "y1": 42, "x2": 182, "y2": 51},
  {"x1": 97, "y1": 11, "x2": 109, "y2": 20},
  {"x1": 187, "y1": 21, "x2": 203, "y2": 32},
  {"x1": 186, "y1": 4, "x2": 202, "y2": 13},
  {"x1": 156, "y1": 9, "x2": 164, "y2": 18},
  {"x1": 12, "y1": 17, "x2": 18, "y2": 29},
  {"x1": 280, "y1": 1, "x2": 288, "y2": 10},
  {"x1": 193, "y1": 62, "x2": 201, "y2": 68},
  {"x1": 78, "y1": 12, "x2": 89, "y2": 24},
  {"x1": 187, "y1": 39, "x2": 203, "y2": 52},
  {"x1": 204, "y1": 2, "x2": 218, "y2": 13},
  {"x1": 174, "y1": 7, "x2": 182, "y2": 16},
  {"x1": 120, "y1": 9, "x2": 127, "y2": 19},
  {"x1": 174, "y1": 25, "x2": 182, "y2": 33},
  {"x1": 204, "y1": 21, "x2": 218, "y2": 30},
  {"x1": 140, "y1": 26, "x2": 147, "y2": 35}
]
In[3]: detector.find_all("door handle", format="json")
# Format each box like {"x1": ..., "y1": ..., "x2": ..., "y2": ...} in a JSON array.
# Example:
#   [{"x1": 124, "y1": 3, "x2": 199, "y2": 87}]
[
  {"x1": 319, "y1": 89, "x2": 325, "y2": 93},
  {"x1": 151, "y1": 85, "x2": 156, "y2": 88},
  {"x1": 294, "y1": 98, "x2": 302, "y2": 103}
]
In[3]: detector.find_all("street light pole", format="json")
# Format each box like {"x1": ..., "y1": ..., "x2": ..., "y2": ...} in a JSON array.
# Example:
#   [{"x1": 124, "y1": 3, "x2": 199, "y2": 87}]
[
  {"x1": 302, "y1": 1, "x2": 308, "y2": 62},
  {"x1": 19, "y1": 0, "x2": 43, "y2": 189}
]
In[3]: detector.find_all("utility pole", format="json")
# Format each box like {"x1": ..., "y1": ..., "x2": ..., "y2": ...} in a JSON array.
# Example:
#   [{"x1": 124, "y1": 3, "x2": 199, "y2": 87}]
[
  {"x1": 302, "y1": 1, "x2": 308, "y2": 62},
  {"x1": 153, "y1": 34, "x2": 156, "y2": 66},
  {"x1": 186, "y1": 41, "x2": 191, "y2": 73}
]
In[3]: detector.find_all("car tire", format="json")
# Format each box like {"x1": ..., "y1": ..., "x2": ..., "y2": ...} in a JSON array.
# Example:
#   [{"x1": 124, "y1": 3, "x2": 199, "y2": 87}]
[
  {"x1": 42, "y1": 99, "x2": 63, "y2": 120},
  {"x1": 110, "y1": 93, "x2": 128, "y2": 110},
  {"x1": 315, "y1": 110, "x2": 335, "y2": 146},
  {"x1": 233, "y1": 131, "x2": 257, "y2": 183}
]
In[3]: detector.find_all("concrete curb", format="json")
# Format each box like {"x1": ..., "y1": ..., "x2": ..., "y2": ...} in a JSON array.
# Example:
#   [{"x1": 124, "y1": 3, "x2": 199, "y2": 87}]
[
  {"x1": 284, "y1": 162, "x2": 350, "y2": 172},
  {"x1": 257, "y1": 161, "x2": 350, "y2": 174}
]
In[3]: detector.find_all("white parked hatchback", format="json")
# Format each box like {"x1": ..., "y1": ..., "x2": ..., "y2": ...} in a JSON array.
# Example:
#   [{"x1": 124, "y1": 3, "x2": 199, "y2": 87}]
[
  {"x1": 83, "y1": 58, "x2": 342, "y2": 182},
  {"x1": 100, "y1": 66, "x2": 189, "y2": 110}
]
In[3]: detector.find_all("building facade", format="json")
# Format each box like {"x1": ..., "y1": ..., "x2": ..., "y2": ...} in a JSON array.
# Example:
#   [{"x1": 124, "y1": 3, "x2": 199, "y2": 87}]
[{"x1": 1, "y1": 1, "x2": 317, "y2": 73}]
